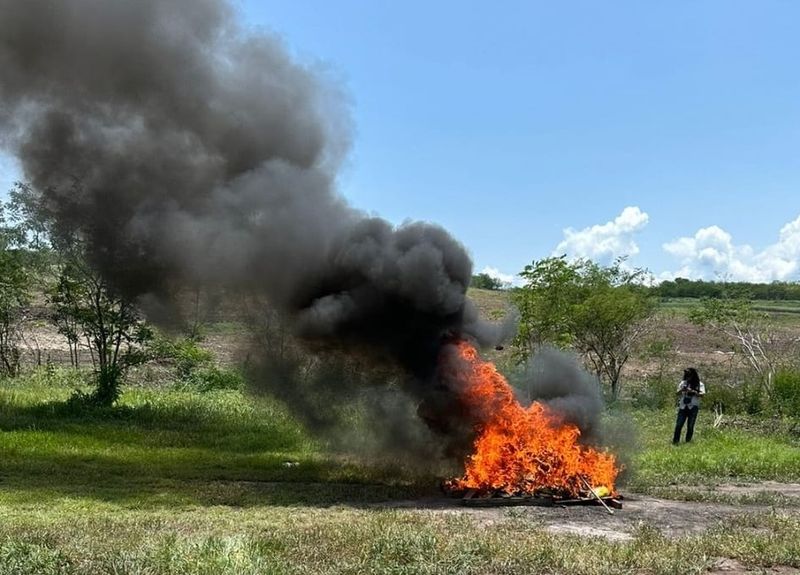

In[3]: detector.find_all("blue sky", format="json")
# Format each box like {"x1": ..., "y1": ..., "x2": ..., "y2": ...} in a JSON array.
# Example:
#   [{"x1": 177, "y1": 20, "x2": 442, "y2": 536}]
[{"x1": 3, "y1": 1, "x2": 799, "y2": 283}]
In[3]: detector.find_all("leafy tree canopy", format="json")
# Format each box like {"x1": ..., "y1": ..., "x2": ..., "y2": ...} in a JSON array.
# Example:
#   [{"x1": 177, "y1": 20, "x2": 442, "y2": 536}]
[
  {"x1": 0, "y1": 198, "x2": 32, "y2": 376},
  {"x1": 511, "y1": 255, "x2": 656, "y2": 398},
  {"x1": 9, "y1": 182, "x2": 152, "y2": 404}
]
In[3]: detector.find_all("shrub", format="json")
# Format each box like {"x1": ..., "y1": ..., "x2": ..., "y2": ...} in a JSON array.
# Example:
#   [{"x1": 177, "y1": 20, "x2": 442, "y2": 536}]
[
  {"x1": 151, "y1": 333, "x2": 242, "y2": 392},
  {"x1": 771, "y1": 369, "x2": 800, "y2": 418},
  {"x1": 14, "y1": 364, "x2": 90, "y2": 389},
  {"x1": 184, "y1": 366, "x2": 244, "y2": 392},
  {"x1": 703, "y1": 382, "x2": 742, "y2": 415},
  {"x1": 741, "y1": 382, "x2": 765, "y2": 415},
  {"x1": 631, "y1": 376, "x2": 676, "y2": 410},
  {"x1": 151, "y1": 335, "x2": 213, "y2": 379},
  {"x1": 700, "y1": 378, "x2": 765, "y2": 416}
]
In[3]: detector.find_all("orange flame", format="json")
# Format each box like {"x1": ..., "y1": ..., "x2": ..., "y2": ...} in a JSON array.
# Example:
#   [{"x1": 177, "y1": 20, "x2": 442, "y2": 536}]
[{"x1": 447, "y1": 341, "x2": 618, "y2": 496}]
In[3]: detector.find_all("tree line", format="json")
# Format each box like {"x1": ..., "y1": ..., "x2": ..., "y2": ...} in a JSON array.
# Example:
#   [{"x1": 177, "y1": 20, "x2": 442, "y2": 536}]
[
  {"x1": 472, "y1": 273, "x2": 800, "y2": 301},
  {"x1": 654, "y1": 278, "x2": 800, "y2": 301}
]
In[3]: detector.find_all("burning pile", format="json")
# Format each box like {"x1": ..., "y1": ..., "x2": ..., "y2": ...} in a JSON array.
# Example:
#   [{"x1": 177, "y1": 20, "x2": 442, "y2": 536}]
[{"x1": 444, "y1": 341, "x2": 619, "y2": 500}]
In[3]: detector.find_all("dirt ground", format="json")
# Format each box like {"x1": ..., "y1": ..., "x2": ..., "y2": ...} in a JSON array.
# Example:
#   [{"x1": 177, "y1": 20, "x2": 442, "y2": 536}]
[
  {"x1": 380, "y1": 482, "x2": 800, "y2": 573},
  {"x1": 387, "y1": 482, "x2": 800, "y2": 542}
]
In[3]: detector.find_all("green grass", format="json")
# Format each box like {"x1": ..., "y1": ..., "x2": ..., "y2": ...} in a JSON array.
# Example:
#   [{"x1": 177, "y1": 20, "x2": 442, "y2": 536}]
[
  {"x1": 657, "y1": 297, "x2": 800, "y2": 325},
  {"x1": 466, "y1": 287, "x2": 512, "y2": 320},
  {"x1": 1, "y1": 509, "x2": 799, "y2": 574},
  {"x1": 2, "y1": 375, "x2": 800, "y2": 573},
  {"x1": 628, "y1": 408, "x2": 800, "y2": 480},
  {"x1": 0, "y1": 375, "x2": 429, "y2": 510}
]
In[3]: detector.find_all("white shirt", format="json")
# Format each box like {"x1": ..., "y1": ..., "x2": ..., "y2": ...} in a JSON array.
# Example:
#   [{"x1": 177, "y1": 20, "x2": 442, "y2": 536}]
[{"x1": 677, "y1": 380, "x2": 706, "y2": 410}]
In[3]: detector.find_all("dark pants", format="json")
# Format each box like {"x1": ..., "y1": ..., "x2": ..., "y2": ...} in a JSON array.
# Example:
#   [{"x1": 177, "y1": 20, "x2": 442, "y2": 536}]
[{"x1": 673, "y1": 406, "x2": 699, "y2": 444}]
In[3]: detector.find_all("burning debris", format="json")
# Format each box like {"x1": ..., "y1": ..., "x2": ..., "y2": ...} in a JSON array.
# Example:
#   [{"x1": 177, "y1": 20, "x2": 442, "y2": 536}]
[
  {"x1": 439, "y1": 342, "x2": 621, "y2": 508},
  {"x1": 457, "y1": 488, "x2": 623, "y2": 513}
]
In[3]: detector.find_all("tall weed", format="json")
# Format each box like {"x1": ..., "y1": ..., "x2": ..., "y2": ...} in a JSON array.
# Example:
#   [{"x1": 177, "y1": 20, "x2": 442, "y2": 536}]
[{"x1": 771, "y1": 369, "x2": 800, "y2": 418}]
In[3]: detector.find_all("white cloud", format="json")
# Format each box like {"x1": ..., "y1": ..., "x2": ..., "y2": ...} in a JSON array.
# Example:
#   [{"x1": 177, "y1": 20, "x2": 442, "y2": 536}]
[
  {"x1": 554, "y1": 206, "x2": 649, "y2": 264},
  {"x1": 662, "y1": 214, "x2": 800, "y2": 282}
]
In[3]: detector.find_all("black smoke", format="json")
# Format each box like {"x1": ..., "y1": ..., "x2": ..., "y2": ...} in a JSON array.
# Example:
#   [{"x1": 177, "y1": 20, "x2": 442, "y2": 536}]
[
  {"x1": 0, "y1": 0, "x2": 495, "y2": 343},
  {"x1": 0, "y1": 0, "x2": 504, "y2": 457},
  {"x1": 0, "y1": 0, "x2": 603, "y2": 466},
  {"x1": 514, "y1": 347, "x2": 605, "y2": 442}
]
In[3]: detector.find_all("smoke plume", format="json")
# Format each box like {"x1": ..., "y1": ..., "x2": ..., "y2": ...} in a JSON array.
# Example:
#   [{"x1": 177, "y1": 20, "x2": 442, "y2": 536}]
[
  {"x1": 0, "y1": 0, "x2": 601, "y2": 464},
  {"x1": 516, "y1": 347, "x2": 605, "y2": 442}
]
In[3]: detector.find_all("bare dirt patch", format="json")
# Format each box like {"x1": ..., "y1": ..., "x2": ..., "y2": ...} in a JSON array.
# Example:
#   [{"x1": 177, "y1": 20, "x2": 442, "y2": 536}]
[
  {"x1": 387, "y1": 482, "x2": 800, "y2": 542},
  {"x1": 482, "y1": 493, "x2": 776, "y2": 541}
]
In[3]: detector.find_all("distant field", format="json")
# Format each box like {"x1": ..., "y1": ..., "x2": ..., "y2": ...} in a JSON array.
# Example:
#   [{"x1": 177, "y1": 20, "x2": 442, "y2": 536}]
[
  {"x1": 659, "y1": 296, "x2": 800, "y2": 314},
  {"x1": 466, "y1": 287, "x2": 512, "y2": 320},
  {"x1": 752, "y1": 301, "x2": 800, "y2": 320},
  {"x1": 471, "y1": 289, "x2": 800, "y2": 325}
]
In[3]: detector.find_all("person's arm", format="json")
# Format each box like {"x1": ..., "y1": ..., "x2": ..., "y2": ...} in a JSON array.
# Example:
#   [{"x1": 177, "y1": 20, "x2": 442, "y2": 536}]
[
  {"x1": 677, "y1": 381, "x2": 687, "y2": 395},
  {"x1": 698, "y1": 382, "x2": 706, "y2": 396}
]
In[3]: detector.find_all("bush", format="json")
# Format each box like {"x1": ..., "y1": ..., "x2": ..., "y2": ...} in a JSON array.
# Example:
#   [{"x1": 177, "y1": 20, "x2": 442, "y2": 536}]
[
  {"x1": 741, "y1": 382, "x2": 765, "y2": 415},
  {"x1": 697, "y1": 377, "x2": 764, "y2": 416},
  {"x1": 771, "y1": 369, "x2": 800, "y2": 418},
  {"x1": 183, "y1": 366, "x2": 244, "y2": 392},
  {"x1": 12, "y1": 364, "x2": 90, "y2": 388},
  {"x1": 631, "y1": 376, "x2": 676, "y2": 410},
  {"x1": 703, "y1": 382, "x2": 742, "y2": 415},
  {"x1": 151, "y1": 335, "x2": 213, "y2": 379},
  {"x1": 151, "y1": 333, "x2": 243, "y2": 392}
]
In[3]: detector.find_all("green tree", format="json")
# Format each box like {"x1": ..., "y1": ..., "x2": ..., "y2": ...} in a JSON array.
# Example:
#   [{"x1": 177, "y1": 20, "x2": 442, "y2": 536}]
[
  {"x1": 470, "y1": 273, "x2": 505, "y2": 290},
  {"x1": 12, "y1": 182, "x2": 152, "y2": 404},
  {"x1": 49, "y1": 254, "x2": 152, "y2": 404},
  {"x1": 510, "y1": 256, "x2": 581, "y2": 360},
  {"x1": 0, "y1": 199, "x2": 31, "y2": 376},
  {"x1": 512, "y1": 256, "x2": 656, "y2": 399},
  {"x1": 571, "y1": 268, "x2": 656, "y2": 398}
]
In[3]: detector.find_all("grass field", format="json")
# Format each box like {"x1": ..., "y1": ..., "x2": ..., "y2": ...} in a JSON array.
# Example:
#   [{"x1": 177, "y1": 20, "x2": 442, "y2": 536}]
[
  {"x1": 657, "y1": 297, "x2": 800, "y2": 325},
  {"x1": 470, "y1": 288, "x2": 800, "y2": 321},
  {"x1": 2, "y1": 371, "x2": 800, "y2": 574}
]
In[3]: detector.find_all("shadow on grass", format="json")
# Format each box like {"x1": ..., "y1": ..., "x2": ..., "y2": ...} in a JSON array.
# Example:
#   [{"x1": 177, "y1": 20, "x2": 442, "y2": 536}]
[
  {"x1": 0, "y1": 469, "x2": 444, "y2": 510},
  {"x1": 0, "y1": 396, "x2": 305, "y2": 453},
  {"x1": 0, "y1": 450, "x2": 445, "y2": 509},
  {"x1": 0, "y1": 396, "x2": 446, "y2": 509}
]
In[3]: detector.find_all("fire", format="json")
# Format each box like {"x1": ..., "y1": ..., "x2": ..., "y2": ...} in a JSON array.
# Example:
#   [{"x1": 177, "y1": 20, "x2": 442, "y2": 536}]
[{"x1": 446, "y1": 341, "x2": 619, "y2": 497}]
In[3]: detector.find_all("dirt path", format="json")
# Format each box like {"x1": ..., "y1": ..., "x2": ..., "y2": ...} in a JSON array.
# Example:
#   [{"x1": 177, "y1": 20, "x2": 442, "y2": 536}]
[
  {"x1": 538, "y1": 482, "x2": 800, "y2": 541},
  {"x1": 534, "y1": 492, "x2": 787, "y2": 541},
  {"x1": 387, "y1": 482, "x2": 800, "y2": 542}
]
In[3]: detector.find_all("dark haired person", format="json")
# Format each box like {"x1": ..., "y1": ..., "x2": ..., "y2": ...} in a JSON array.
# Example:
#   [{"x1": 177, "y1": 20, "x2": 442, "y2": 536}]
[{"x1": 672, "y1": 367, "x2": 706, "y2": 444}]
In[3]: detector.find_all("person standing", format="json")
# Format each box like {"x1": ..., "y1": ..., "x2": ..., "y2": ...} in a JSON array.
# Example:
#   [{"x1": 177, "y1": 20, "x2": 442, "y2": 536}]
[{"x1": 673, "y1": 367, "x2": 706, "y2": 444}]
